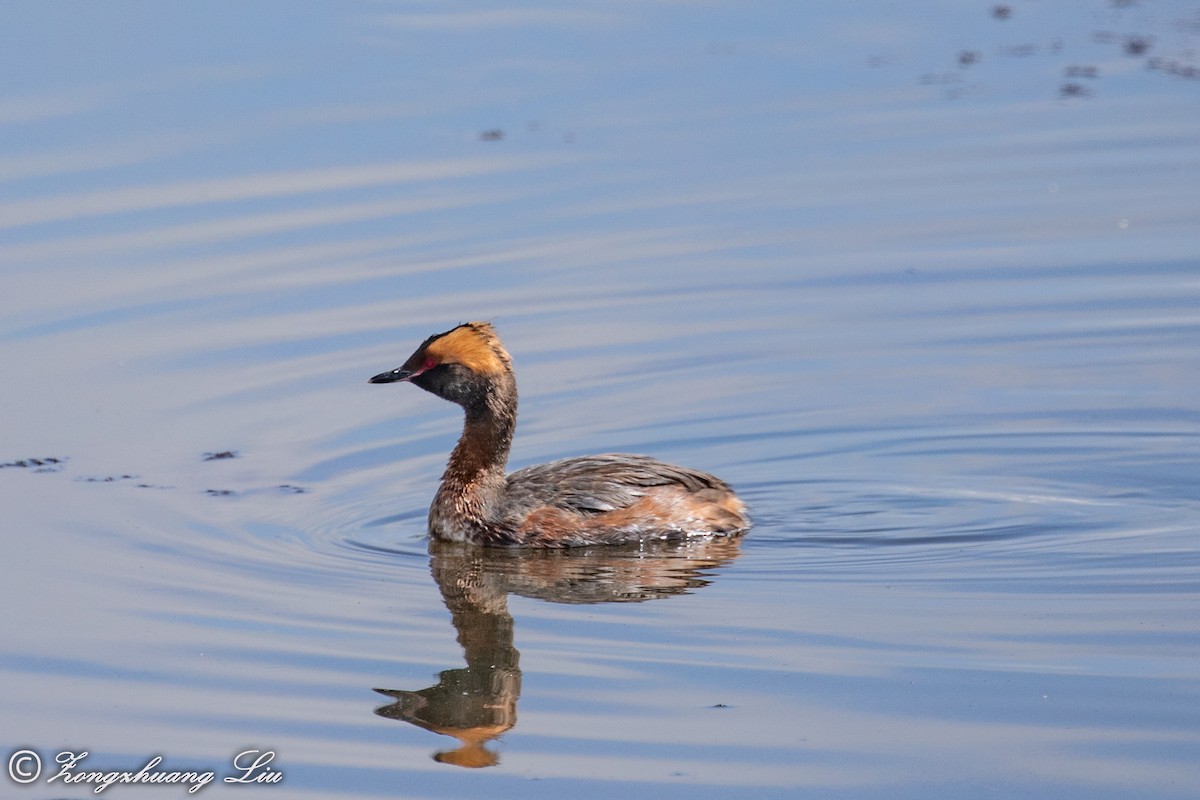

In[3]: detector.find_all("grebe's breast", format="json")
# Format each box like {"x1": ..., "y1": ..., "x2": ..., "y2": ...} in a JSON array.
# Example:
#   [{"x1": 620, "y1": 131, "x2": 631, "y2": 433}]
[{"x1": 500, "y1": 453, "x2": 749, "y2": 545}]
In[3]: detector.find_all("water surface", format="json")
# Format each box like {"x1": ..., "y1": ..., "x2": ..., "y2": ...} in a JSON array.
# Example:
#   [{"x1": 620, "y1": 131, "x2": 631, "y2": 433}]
[{"x1": 2, "y1": 3, "x2": 1199, "y2": 798}]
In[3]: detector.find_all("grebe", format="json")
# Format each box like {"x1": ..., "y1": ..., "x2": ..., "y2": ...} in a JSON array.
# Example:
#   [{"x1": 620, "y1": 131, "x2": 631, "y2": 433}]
[{"x1": 369, "y1": 322, "x2": 750, "y2": 548}]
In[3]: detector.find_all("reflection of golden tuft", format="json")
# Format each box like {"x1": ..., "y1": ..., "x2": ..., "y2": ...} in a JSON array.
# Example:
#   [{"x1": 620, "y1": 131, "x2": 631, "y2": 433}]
[{"x1": 433, "y1": 728, "x2": 510, "y2": 768}]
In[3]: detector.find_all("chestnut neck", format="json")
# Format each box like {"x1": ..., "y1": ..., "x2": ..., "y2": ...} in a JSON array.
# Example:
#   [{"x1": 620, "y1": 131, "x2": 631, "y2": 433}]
[{"x1": 442, "y1": 376, "x2": 517, "y2": 489}]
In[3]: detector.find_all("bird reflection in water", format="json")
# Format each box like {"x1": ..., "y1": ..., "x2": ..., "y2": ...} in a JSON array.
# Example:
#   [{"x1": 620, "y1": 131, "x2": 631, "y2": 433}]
[{"x1": 373, "y1": 535, "x2": 743, "y2": 767}]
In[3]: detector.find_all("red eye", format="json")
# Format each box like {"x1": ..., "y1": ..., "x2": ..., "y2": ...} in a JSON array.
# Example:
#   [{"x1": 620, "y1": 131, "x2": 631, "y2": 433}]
[{"x1": 423, "y1": 356, "x2": 438, "y2": 371}]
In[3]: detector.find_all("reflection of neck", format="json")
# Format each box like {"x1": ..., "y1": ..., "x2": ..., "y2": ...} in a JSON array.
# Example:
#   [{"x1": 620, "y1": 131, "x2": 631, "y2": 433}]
[
  {"x1": 432, "y1": 543, "x2": 521, "y2": 672},
  {"x1": 447, "y1": 587, "x2": 517, "y2": 672}
]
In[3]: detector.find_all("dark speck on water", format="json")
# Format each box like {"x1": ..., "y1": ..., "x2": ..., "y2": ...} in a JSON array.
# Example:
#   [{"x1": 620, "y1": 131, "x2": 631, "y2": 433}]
[{"x1": 1124, "y1": 35, "x2": 1153, "y2": 56}]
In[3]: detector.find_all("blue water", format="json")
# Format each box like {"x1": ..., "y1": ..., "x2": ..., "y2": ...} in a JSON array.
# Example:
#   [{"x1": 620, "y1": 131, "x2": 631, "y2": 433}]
[{"x1": 2, "y1": 3, "x2": 1199, "y2": 798}]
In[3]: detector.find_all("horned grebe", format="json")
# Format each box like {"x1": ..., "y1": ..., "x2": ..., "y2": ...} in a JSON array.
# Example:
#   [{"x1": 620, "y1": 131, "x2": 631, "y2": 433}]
[{"x1": 369, "y1": 322, "x2": 749, "y2": 547}]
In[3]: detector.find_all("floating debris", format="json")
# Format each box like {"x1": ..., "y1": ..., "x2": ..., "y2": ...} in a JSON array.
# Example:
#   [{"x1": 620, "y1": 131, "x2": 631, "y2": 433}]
[
  {"x1": 919, "y1": 72, "x2": 963, "y2": 86},
  {"x1": 997, "y1": 43, "x2": 1040, "y2": 58},
  {"x1": 76, "y1": 474, "x2": 137, "y2": 483},
  {"x1": 1147, "y1": 58, "x2": 1200, "y2": 80},
  {"x1": 3, "y1": 452, "x2": 304, "y2": 498},
  {"x1": 918, "y1": 6, "x2": 1195, "y2": 99},
  {"x1": 1, "y1": 456, "x2": 66, "y2": 472}
]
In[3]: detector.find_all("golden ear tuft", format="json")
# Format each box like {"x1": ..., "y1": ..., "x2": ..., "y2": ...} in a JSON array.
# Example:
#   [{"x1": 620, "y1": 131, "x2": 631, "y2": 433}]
[{"x1": 425, "y1": 322, "x2": 511, "y2": 375}]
